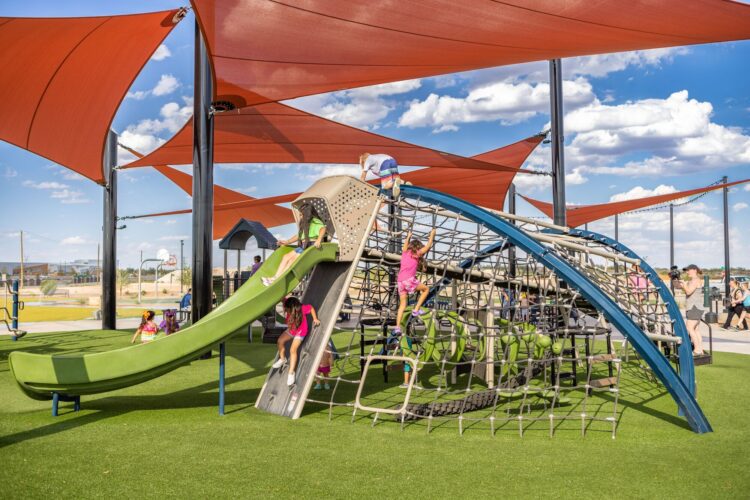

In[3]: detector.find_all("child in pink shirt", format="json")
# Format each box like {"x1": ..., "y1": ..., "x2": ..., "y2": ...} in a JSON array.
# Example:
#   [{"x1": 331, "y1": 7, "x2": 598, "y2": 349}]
[
  {"x1": 271, "y1": 296, "x2": 320, "y2": 386},
  {"x1": 394, "y1": 228, "x2": 436, "y2": 333}
]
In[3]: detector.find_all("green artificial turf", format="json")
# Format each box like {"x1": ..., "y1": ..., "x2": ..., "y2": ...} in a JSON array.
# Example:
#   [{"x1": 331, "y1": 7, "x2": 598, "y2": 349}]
[{"x1": 1, "y1": 329, "x2": 749, "y2": 498}]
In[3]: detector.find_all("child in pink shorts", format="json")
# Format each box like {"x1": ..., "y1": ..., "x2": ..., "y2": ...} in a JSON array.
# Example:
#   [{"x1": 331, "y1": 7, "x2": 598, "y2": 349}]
[
  {"x1": 271, "y1": 296, "x2": 320, "y2": 386},
  {"x1": 314, "y1": 348, "x2": 333, "y2": 390},
  {"x1": 394, "y1": 228, "x2": 436, "y2": 333}
]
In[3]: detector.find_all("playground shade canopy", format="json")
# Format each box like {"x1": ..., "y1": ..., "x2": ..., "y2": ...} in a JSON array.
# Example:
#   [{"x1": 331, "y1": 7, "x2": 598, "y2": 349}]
[
  {"x1": 0, "y1": 10, "x2": 181, "y2": 184},
  {"x1": 192, "y1": 0, "x2": 750, "y2": 107},
  {"x1": 521, "y1": 179, "x2": 750, "y2": 227},
  {"x1": 124, "y1": 101, "x2": 531, "y2": 173}
]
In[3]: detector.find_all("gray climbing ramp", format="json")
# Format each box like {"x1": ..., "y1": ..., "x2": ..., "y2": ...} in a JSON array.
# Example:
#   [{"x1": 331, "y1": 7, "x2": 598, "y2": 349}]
[{"x1": 255, "y1": 261, "x2": 353, "y2": 418}]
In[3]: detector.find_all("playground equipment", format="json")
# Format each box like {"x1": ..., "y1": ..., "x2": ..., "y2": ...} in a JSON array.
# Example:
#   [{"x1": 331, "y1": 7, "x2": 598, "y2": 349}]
[
  {"x1": 2, "y1": 279, "x2": 26, "y2": 340},
  {"x1": 8, "y1": 177, "x2": 710, "y2": 436}
]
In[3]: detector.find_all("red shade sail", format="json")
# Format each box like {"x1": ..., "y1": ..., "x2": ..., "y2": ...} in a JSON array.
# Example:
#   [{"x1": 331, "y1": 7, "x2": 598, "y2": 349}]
[
  {"x1": 119, "y1": 144, "x2": 294, "y2": 238},
  {"x1": 192, "y1": 0, "x2": 750, "y2": 107},
  {"x1": 125, "y1": 101, "x2": 535, "y2": 173},
  {"x1": 521, "y1": 179, "x2": 750, "y2": 227},
  {"x1": 0, "y1": 10, "x2": 182, "y2": 184}
]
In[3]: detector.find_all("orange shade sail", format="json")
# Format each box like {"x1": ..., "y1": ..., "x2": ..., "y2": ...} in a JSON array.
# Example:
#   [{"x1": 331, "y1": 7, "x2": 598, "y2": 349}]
[
  {"x1": 125, "y1": 101, "x2": 534, "y2": 173},
  {"x1": 119, "y1": 144, "x2": 294, "y2": 238},
  {"x1": 192, "y1": 0, "x2": 750, "y2": 107},
  {"x1": 0, "y1": 10, "x2": 182, "y2": 184},
  {"x1": 521, "y1": 179, "x2": 750, "y2": 227}
]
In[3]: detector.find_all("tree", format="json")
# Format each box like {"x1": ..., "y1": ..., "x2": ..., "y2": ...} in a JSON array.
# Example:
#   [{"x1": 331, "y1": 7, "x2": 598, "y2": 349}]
[
  {"x1": 40, "y1": 280, "x2": 57, "y2": 296},
  {"x1": 116, "y1": 269, "x2": 131, "y2": 297},
  {"x1": 181, "y1": 267, "x2": 192, "y2": 288}
]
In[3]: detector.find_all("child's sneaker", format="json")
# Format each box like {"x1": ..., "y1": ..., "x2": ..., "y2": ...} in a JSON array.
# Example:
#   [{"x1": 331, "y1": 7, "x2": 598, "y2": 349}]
[
  {"x1": 392, "y1": 178, "x2": 402, "y2": 198},
  {"x1": 399, "y1": 383, "x2": 410, "y2": 389},
  {"x1": 411, "y1": 309, "x2": 424, "y2": 317},
  {"x1": 324, "y1": 383, "x2": 331, "y2": 390},
  {"x1": 313, "y1": 383, "x2": 322, "y2": 390},
  {"x1": 287, "y1": 373, "x2": 295, "y2": 386},
  {"x1": 261, "y1": 277, "x2": 271, "y2": 286},
  {"x1": 272, "y1": 358, "x2": 286, "y2": 369}
]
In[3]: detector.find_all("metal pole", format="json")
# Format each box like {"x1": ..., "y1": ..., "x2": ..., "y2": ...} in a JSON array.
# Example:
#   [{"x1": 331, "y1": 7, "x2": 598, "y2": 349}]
[
  {"x1": 11, "y1": 279, "x2": 19, "y2": 341},
  {"x1": 614, "y1": 214, "x2": 619, "y2": 242},
  {"x1": 669, "y1": 204, "x2": 675, "y2": 269},
  {"x1": 138, "y1": 250, "x2": 142, "y2": 304},
  {"x1": 723, "y1": 176, "x2": 731, "y2": 306},
  {"x1": 102, "y1": 129, "x2": 117, "y2": 330},
  {"x1": 19, "y1": 230, "x2": 24, "y2": 291},
  {"x1": 236, "y1": 249, "x2": 241, "y2": 274},
  {"x1": 549, "y1": 59, "x2": 566, "y2": 227},
  {"x1": 180, "y1": 239, "x2": 184, "y2": 295},
  {"x1": 192, "y1": 19, "x2": 215, "y2": 323},
  {"x1": 508, "y1": 183, "x2": 517, "y2": 278},
  {"x1": 223, "y1": 249, "x2": 228, "y2": 298},
  {"x1": 219, "y1": 341, "x2": 226, "y2": 415}
]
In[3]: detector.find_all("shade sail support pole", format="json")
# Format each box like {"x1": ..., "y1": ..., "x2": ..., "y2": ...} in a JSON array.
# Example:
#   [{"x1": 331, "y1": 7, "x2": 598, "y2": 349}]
[
  {"x1": 192, "y1": 19, "x2": 215, "y2": 323},
  {"x1": 102, "y1": 129, "x2": 117, "y2": 330},
  {"x1": 723, "y1": 176, "x2": 730, "y2": 305},
  {"x1": 549, "y1": 59, "x2": 566, "y2": 227},
  {"x1": 507, "y1": 183, "x2": 517, "y2": 278}
]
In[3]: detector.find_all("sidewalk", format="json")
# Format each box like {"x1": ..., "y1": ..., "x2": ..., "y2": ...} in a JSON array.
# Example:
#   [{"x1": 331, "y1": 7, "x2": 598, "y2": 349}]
[{"x1": 11, "y1": 317, "x2": 142, "y2": 334}]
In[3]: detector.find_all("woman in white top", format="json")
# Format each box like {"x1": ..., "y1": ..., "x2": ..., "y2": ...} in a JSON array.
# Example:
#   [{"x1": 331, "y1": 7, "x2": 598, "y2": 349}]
[{"x1": 675, "y1": 264, "x2": 705, "y2": 356}]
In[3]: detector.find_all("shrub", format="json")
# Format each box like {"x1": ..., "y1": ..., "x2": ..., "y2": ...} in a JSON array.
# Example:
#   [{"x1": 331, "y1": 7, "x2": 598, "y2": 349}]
[{"x1": 40, "y1": 280, "x2": 57, "y2": 296}]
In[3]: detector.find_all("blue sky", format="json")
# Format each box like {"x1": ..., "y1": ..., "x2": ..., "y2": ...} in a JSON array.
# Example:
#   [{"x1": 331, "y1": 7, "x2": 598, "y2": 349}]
[{"x1": 1, "y1": 1, "x2": 750, "y2": 269}]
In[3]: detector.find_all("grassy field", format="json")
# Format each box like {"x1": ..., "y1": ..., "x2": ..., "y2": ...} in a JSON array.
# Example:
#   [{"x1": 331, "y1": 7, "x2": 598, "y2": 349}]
[
  {"x1": 1, "y1": 329, "x2": 748, "y2": 498},
  {"x1": 14, "y1": 306, "x2": 145, "y2": 322}
]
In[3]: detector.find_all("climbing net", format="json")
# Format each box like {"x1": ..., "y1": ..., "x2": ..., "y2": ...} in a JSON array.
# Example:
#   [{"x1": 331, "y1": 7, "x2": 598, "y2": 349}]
[{"x1": 304, "y1": 194, "x2": 680, "y2": 437}]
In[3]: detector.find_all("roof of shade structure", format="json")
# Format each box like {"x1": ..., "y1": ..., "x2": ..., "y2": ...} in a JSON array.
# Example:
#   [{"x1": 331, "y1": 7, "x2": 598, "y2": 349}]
[
  {"x1": 0, "y1": 9, "x2": 183, "y2": 184},
  {"x1": 191, "y1": 0, "x2": 750, "y2": 108},
  {"x1": 124, "y1": 101, "x2": 537, "y2": 173},
  {"x1": 520, "y1": 179, "x2": 750, "y2": 227}
]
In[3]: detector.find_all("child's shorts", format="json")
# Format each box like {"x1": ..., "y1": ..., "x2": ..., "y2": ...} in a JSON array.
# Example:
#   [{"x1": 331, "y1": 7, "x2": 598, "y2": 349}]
[
  {"x1": 397, "y1": 277, "x2": 421, "y2": 295},
  {"x1": 378, "y1": 158, "x2": 399, "y2": 179},
  {"x1": 317, "y1": 365, "x2": 331, "y2": 375}
]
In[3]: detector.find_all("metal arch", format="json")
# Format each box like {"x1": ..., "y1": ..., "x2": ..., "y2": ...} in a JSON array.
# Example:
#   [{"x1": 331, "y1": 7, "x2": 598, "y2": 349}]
[
  {"x1": 566, "y1": 228, "x2": 695, "y2": 397},
  {"x1": 401, "y1": 185, "x2": 711, "y2": 433}
]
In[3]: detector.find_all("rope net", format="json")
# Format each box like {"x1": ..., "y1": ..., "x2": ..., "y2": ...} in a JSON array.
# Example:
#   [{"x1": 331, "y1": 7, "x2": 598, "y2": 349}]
[{"x1": 295, "y1": 193, "x2": 680, "y2": 437}]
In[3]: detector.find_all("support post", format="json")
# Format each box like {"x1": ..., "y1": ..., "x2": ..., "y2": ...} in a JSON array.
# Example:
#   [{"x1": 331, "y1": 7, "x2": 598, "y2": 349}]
[
  {"x1": 11, "y1": 279, "x2": 19, "y2": 341},
  {"x1": 191, "y1": 19, "x2": 215, "y2": 324},
  {"x1": 180, "y1": 239, "x2": 184, "y2": 295},
  {"x1": 549, "y1": 59, "x2": 566, "y2": 227},
  {"x1": 223, "y1": 249, "x2": 228, "y2": 298},
  {"x1": 219, "y1": 342, "x2": 226, "y2": 415},
  {"x1": 669, "y1": 204, "x2": 675, "y2": 269},
  {"x1": 507, "y1": 183, "x2": 517, "y2": 278},
  {"x1": 723, "y1": 176, "x2": 730, "y2": 307},
  {"x1": 614, "y1": 214, "x2": 619, "y2": 242},
  {"x1": 102, "y1": 129, "x2": 117, "y2": 330},
  {"x1": 52, "y1": 392, "x2": 59, "y2": 417}
]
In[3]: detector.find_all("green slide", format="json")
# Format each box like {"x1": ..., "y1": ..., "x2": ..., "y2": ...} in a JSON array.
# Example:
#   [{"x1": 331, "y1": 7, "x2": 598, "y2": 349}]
[{"x1": 9, "y1": 244, "x2": 339, "y2": 401}]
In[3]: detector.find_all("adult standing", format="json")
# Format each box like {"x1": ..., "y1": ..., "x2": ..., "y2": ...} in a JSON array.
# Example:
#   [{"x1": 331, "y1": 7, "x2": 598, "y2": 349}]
[
  {"x1": 722, "y1": 278, "x2": 747, "y2": 330},
  {"x1": 676, "y1": 265, "x2": 705, "y2": 355}
]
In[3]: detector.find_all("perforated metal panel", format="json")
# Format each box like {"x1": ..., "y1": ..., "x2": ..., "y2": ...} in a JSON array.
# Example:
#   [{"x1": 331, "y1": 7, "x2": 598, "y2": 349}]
[{"x1": 293, "y1": 176, "x2": 380, "y2": 261}]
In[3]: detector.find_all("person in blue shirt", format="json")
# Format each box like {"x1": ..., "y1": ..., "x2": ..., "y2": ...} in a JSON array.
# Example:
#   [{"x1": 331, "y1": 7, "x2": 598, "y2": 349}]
[{"x1": 180, "y1": 288, "x2": 192, "y2": 310}]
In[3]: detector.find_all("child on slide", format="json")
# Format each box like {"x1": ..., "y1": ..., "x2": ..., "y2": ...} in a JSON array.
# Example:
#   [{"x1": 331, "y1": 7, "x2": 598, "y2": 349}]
[
  {"x1": 262, "y1": 202, "x2": 328, "y2": 287},
  {"x1": 359, "y1": 153, "x2": 403, "y2": 197},
  {"x1": 131, "y1": 310, "x2": 158, "y2": 344},
  {"x1": 272, "y1": 296, "x2": 321, "y2": 386}
]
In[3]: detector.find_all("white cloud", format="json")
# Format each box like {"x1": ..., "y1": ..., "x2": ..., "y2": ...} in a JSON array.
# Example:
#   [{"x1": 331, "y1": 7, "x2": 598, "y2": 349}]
[
  {"x1": 567, "y1": 91, "x2": 750, "y2": 176},
  {"x1": 733, "y1": 202, "x2": 749, "y2": 212},
  {"x1": 398, "y1": 78, "x2": 594, "y2": 131},
  {"x1": 152, "y1": 74, "x2": 180, "y2": 96},
  {"x1": 3, "y1": 167, "x2": 17, "y2": 178},
  {"x1": 294, "y1": 164, "x2": 360, "y2": 181},
  {"x1": 745, "y1": 185, "x2": 750, "y2": 192},
  {"x1": 126, "y1": 74, "x2": 181, "y2": 100},
  {"x1": 118, "y1": 97, "x2": 193, "y2": 164},
  {"x1": 61, "y1": 236, "x2": 87, "y2": 245},
  {"x1": 237, "y1": 186, "x2": 258, "y2": 194},
  {"x1": 50, "y1": 189, "x2": 89, "y2": 204},
  {"x1": 290, "y1": 79, "x2": 422, "y2": 130},
  {"x1": 151, "y1": 44, "x2": 171, "y2": 61},
  {"x1": 23, "y1": 180, "x2": 69, "y2": 190},
  {"x1": 165, "y1": 220, "x2": 177, "y2": 225},
  {"x1": 609, "y1": 184, "x2": 678, "y2": 202},
  {"x1": 159, "y1": 235, "x2": 189, "y2": 241}
]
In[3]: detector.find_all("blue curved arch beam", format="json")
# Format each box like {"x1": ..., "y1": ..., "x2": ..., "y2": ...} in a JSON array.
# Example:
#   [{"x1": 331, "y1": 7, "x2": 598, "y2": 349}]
[
  {"x1": 566, "y1": 228, "x2": 696, "y2": 397},
  {"x1": 402, "y1": 185, "x2": 711, "y2": 433}
]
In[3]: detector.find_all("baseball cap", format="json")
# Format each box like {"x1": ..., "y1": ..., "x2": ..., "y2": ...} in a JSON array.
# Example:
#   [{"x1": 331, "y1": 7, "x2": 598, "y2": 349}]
[{"x1": 682, "y1": 264, "x2": 701, "y2": 272}]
